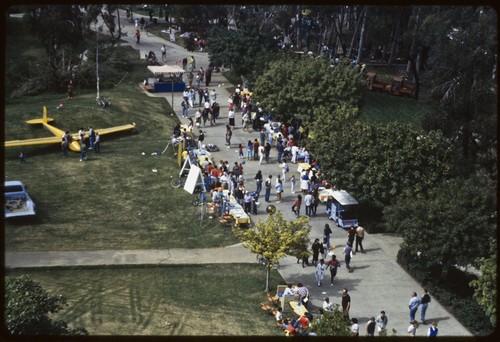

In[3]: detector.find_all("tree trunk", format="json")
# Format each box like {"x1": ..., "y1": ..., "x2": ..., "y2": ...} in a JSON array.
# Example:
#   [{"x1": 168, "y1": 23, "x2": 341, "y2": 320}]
[
  {"x1": 387, "y1": 13, "x2": 401, "y2": 66},
  {"x1": 356, "y1": 6, "x2": 368, "y2": 64},
  {"x1": 296, "y1": 5, "x2": 302, "y2": 50},
  {"x1": 347, "y1": 7, "x2": 363, "y2": 58}
]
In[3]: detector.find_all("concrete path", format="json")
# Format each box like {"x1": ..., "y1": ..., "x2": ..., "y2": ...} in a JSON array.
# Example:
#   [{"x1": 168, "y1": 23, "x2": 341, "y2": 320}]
[{"x1": 5, "y1": 10, "x2": 471, "y2": 337}]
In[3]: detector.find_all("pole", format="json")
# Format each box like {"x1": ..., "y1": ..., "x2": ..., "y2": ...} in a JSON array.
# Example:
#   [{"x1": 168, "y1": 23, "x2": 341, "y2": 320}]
[{"x1": 96, "y1": 25, "x2": 100, "y2": 100}]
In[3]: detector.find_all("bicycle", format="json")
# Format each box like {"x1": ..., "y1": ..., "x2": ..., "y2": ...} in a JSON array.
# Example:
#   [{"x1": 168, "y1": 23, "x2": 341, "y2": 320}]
[
  {"x1": 192, "y1": 186, "x2": 206, "y2": 206},
  {"x1": 170, "y1": 175, "x2": 186, "y2": 188}
]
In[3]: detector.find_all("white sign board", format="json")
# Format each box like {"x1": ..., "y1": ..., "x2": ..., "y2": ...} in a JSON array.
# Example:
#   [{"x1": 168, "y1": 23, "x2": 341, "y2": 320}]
[{"x1": 184, "y1": 165, "x2": 202, "y2": 194}]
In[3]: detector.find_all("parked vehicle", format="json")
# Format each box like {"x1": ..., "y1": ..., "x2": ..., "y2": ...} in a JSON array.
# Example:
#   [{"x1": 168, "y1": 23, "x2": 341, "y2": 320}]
[
  {"x1": 326, "y1": 190, "x2": 358, "y2": 229},
  {"x1": 4, "y1": 181, "x2": 36, "y2": 218}
]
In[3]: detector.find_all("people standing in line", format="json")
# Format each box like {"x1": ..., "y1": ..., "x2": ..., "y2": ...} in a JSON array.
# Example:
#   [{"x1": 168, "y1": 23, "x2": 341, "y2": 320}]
[
  {"x1": 238, "y1": 143, "x2": 244, "y2": 158},
  {"x1": 94, "y1": 132, "x2": 101, "y2": 154},
  {"x1": 264, "y1": 142, "x2": 272, "y2": 163},
  {"x1": 327, "y1": 254, "x2": 341, "y2": 286},
  {"x1": 315, "y1": 259, "x2": 327, "y2": 287},
  {"x1": 375, "y1": 310, "x2": 388, "y2": 336},
  {"x1": 341, "y1": 288, "x2": 351, "y2": 321},
  {"x1": 246, "y1": 140, "x2": 253, "y2": 160},
  {"x1": 264, "y1": 175, "x2": 272, "y2": 202},
  {"x1": 290, "y1": 175, "x2": 296, "y2": 193},
  {"x1": 355, "y1": 225, "x2": 365, "y2": 253},
  {"x1": 311, "y1": 238, "x2": 323, "y2": 265},
  {"x1": 407, "y1": 320, "x2": 418, "y2": 337},
  {"x1": 258, "y1": 144, "x2": 265, "y2": 165},
  {"x1": 292, "y1": 194, "x2": 302, "y2": 217},
  {"x1": 323, "y1": 224, "x2": 333, "y2": 249},
  {"x1": 253, "y1": 139, "x2": 260, "y2": 161},
  {"x1": 304, "y1": 191, "x2": 314, "y2": 217},
  {"x1": 161, "y1": 44, "x2": 166, "y2": 61},
  {"x1": 259, "y1": 129, "x2": 266, "y2": 147},
  {"x1": 428, "y1": 321, "x2": 438, "y2": 337},
  {"x1": 254, "y1": 170, "x2": 263, "y2": 195},
  {"x1": 275, "y1": 179, "x2": 283, "y2": 203},
  {"x1": 277, "y1": 140, "x2": 285, "y2": 163},
  {"x1": 408, "y1": 292, "x2": 421, "y2": 323},
  {"x1": 344, "y1": 241, "x2": 353, "y2": 271},
  {"x1": 420, "y1": 288, "x2": 432, "y2": 324},
  {"x1": 366, "y1": 317, "x2": 376, "y2": 336}
]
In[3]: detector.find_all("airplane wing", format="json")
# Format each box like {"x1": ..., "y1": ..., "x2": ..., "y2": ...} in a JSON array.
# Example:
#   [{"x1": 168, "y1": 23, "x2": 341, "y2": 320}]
[
  {"x1": 92, "y1": 123, "x2": 136, "y2": 136},
  {"x1": 5, "y1": 136, "x2": 62, "y2": 148}
]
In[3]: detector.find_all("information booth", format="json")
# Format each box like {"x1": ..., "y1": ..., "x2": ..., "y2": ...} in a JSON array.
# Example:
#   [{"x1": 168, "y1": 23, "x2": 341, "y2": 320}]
[{"x1": 146, "y1": 65, "x2": 186, "y2": 93}]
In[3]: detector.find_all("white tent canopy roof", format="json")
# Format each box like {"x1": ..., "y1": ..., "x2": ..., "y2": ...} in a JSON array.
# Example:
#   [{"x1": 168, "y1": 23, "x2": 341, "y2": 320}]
[{"x1": 147, "y1": 65, "x2": 184, "y2": 76}]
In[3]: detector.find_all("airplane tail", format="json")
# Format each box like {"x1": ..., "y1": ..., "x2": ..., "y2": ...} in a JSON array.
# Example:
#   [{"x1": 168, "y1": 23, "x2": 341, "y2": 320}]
[{"x1": 26, "y1": 106, "x2": 54, "y2": 125}]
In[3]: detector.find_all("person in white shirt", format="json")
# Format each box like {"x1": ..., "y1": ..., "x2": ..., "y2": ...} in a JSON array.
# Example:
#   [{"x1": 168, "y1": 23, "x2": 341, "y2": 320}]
[
  {"x1": 304, "y1": 192, "x2": 314, "y2": 217},
  {"x1": 281, "y1": 160, "x2": 288, "y2": 182},
  {"x1": 350, "y1": 318, "x2": 359, "y2": 336},
  {"x1": 283, "y1": 284, "x2": 295, "y2": 297},
  {"x1": 275, "y1": 307, "x2": 283, "y2": 323},
  {"x1": 322, "y1": 297, "x2": 333, "y2": 312}
]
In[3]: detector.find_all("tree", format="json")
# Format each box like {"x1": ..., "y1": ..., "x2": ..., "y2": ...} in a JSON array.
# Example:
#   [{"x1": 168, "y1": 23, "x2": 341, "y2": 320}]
[
  {"x1": 420, "y1": 6, "x2": 497, "y2": 175},
  {"x1": 306, "y1": 305, "x2": 352, "y2": 336},
  {"x1": 252, "y1": 55, "x2": 364, "y2": 125},
  {"x1": 232, "y1": 211, "x2": 310, "y2": 292},
  {"x1": 385, "y1": 176, "x2": 496, "y2": 280},
  {"x1": 5, "y1": 275, "x2": 88, "y2": 335},
  {"x1": 311, "y1": 120, "x2": 456, "y2": 206},
  {"x1": 470, "y1": 238, "x2": 497, "y2": 326}
]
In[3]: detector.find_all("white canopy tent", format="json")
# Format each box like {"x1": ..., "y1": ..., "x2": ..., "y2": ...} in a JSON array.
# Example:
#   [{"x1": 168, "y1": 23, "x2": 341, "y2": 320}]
[{"x1": 147, "y1": 65, "x2": 185, "y2": 106}]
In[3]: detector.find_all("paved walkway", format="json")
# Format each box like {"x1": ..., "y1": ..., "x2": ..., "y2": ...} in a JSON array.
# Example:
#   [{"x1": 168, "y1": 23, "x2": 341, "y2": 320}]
[{"x1": 5, "y1": 10, "x2": 471, "y2": 337}]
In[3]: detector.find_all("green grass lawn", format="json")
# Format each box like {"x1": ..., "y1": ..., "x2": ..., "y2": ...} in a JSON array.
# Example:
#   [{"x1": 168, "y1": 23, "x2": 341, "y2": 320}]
[
  {"x1": 4, "y1": 41, "x2": 238, "y2": 252},
  {"x1": 6, "y1": 265, "x2": 284, "y2": 336}
]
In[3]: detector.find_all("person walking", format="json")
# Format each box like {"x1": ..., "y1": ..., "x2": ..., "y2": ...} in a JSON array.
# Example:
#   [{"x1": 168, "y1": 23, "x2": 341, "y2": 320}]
[
  {"x1": 161, "y1": 44, "x2": 166, "y2": 61},
  {"x1": 181, "y1": 99, "x2": 190, "y2": 118},
  {"x1": 291, "y1": 194, "x2": 302, "y2": 217},
  {"x1": 79, "y1": 141, "x2": 87, "y2": 162},
  {"x1": 420, "y1": 288, "x2": 432, "y2": 324},
  {"x1": 408, "y1": 292, "x2": 421, "y2": 323},
  {"x1": 264, "y1": 175, "x2": 272, "y2": 202},
  {"x1": 315, "y1": 259, "x2": 327, "y2": 287},
  {"x1": 67, "y1": 80, "x2": 74, "y2": 99},
  {"x1": 253, "y1": 139, "x2": 260, "y2": 161},
  {"x1": 341, "y1": 288, "x2": 351, "y2": 321},
  {"x1": 327, "y1": 254, "x2": 341, "y2": 286},
  {"x1": 375, "y1": 311, "x2": 388, "y2": 336},
  {"x1": 347, "y1": 225, "x2": 356, "y2": 247},
  {"x1": 355, "y1": 225, "x2": 365, "y2": 253},
  {"x1": 344, "y1": 241, "x2": 353, "y2": 271},
  {"x1": 311, "y1": 238, "x2": 323, "y2": 265},
  {"x1": 135, "y1": 29, "x2": 141, "y2": 44},
  {"x1": 258, "y1": 144, "x2": 265, "y2": 165},
  {"x1": 323, "y1": 223, "x2": 333, "y2": 249},
  {"x1": 281, "y1": 160, "x2": 288, "y2": 182}
]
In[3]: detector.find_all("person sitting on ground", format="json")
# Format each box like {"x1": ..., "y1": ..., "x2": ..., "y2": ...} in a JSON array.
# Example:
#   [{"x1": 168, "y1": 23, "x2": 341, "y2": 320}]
[
  {"x1": 275, "y1": 306, "x2": 283, "y2": 324},
  {"x1": 282, "y1": 284, "x2": 295, "y2": 296}
]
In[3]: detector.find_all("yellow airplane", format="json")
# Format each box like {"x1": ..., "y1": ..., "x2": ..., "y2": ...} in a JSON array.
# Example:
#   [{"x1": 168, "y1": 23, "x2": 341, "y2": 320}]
[{"x1": 5, "y1": 106, "x2": 136, "y2": 152}]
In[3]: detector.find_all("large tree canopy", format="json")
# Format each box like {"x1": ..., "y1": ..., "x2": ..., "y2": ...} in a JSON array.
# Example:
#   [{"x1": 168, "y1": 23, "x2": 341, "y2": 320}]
[
  {"x1": 252, "y1": 56, "x2": 364, "y2": 125},
  {"x1": 310, "y1": 120, "x2": 456, "y2": 205},
  {"x1": 385, "y1": 176, "x2": 496, "y2": 279}
]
